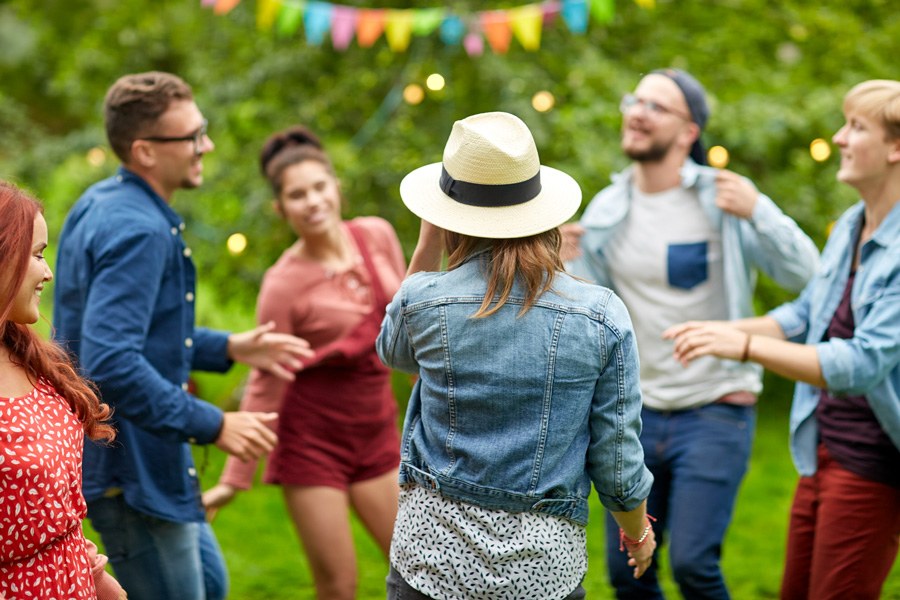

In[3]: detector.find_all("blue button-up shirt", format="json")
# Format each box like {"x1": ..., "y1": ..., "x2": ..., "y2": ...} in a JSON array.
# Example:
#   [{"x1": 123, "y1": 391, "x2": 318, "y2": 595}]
[
  {"x1": 769, "y1": 200, "x2": 900, "y2": 476},
  {"x1": 54, "y1": 167, "x2": 231, "y2": 522}
]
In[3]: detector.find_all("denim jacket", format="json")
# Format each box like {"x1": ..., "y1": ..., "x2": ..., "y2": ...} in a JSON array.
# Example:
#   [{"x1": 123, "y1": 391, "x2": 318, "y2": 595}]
[
  {"x1": 54, "y1": 167, "x2": 230, "y2": 522},
  {"x1": 376, "y1": 252, "x2": 653, "y2": 526},
  {"x1": 769, "y1": 201, "x2": 900, "y2": 476}
]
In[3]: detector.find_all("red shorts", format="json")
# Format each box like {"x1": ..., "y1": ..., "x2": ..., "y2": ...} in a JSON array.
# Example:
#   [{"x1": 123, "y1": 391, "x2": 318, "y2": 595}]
[{"x1": 266, "y1": 412, "x2": 400, "y2": 490}]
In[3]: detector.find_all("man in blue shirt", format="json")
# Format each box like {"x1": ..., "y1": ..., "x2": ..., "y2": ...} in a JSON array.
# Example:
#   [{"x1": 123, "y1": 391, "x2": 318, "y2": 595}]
[
  {"x1": 566, "y1": 69, "x2": 818, "y2": 599},
  {"x1": 54, "y1": 71, "x2": 313, "y2": 600}
]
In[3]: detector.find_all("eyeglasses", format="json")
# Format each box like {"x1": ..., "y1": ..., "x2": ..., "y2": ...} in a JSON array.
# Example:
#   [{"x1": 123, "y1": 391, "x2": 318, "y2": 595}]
[
  {"x1": 139, "y1": 119, "x2": 209, "y2": 155},
  {"x1": 620, "y1": 94, "x2": 691, "y2": 121}
]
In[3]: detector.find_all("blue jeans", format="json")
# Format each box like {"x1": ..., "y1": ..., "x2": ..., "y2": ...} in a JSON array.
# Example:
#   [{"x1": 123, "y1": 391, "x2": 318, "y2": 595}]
[
  {"x1": 88, "y1": 495, "x2": 228, "y2": 600},
  {"x1": 605, "y1": 403, "x2": 755, "y2": 600}
]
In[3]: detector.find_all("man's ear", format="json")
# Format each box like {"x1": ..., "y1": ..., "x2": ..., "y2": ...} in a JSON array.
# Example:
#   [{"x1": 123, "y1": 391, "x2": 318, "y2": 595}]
[
  {"x1": 129, "y1": 140, "x2": 156, "y2": 169},
  {"x1": 272, "y1": 199, "x2": 284, "y2": 218}
]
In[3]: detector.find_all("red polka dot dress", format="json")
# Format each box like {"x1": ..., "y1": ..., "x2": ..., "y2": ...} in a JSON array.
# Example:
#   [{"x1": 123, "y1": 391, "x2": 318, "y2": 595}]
[{"x1": 0, "y1": 379, "x2": 97, "y2": 599}]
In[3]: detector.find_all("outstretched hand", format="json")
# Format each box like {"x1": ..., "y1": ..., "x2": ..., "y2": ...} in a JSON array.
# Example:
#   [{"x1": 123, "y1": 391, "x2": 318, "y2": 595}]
[
  {"x1": 663, "y1": 320, "x2": 748, "y2": 366},
  {"x1": 228, "y1": 321, "x2": 313, "y2": 381},
  {"x1": 215, "y1": 411, "x2": 278, "y2": 462}
]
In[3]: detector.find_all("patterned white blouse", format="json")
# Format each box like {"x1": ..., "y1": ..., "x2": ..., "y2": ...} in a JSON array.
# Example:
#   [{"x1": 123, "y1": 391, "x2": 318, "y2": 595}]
[{"x1": 391, "y1": 485, "x2": 587, "y2": 600}]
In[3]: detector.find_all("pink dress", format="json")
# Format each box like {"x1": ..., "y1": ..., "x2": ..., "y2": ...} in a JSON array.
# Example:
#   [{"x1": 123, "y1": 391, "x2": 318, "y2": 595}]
[{"x1": 0, "y1": 379, "x2": 97, "y2": 599}]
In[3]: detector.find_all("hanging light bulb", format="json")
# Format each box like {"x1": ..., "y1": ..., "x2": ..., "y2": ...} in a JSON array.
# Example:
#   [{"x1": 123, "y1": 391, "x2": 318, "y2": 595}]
[
  {"x1": 227, "y1": 233, "x2": 248, "y2": 256},
  {"x1": 531, "y1": 91, "x2": 555, "y2": 113},
  {"x1": 809, "y1": 138, "x2": 831, "y2": 162},
  {"x1": 707, "y1": 145, "x2": 730, "y2": 168}
]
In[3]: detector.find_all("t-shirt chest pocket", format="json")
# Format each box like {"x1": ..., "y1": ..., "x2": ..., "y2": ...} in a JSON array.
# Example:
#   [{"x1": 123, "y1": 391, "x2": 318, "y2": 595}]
[{"x1": 667, "y1": 241, "x2": 709, "y2": 290}]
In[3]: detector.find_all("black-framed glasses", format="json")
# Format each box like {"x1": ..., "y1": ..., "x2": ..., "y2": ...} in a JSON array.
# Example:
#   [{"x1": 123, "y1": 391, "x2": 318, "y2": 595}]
[
  {"x1": 620, "y1": 94, "x2": 691, "y2": 121},
  {"x1": 140, "y1": 119, "x2": 209, "y2": 155}
]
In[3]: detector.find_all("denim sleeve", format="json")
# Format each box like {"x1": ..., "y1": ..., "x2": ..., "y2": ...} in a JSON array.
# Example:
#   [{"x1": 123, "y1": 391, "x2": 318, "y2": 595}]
[
  {"x1": 768, "y1": 279, "x2": 814, "y2": 342},
  {"x1": 79, "y1": 227, "x2": 223, "y2": 444},
  {"x1": 588, "y1": 292, "x2": 653, "y2": 512},
  {"x1": 376, "y1": 282, "x2": 418, "y2": 374},
  {"x1": 817, "y1": 285, "x2": 900, "y2": 396},
  {"x1": 742, "y1": 192, "x2": 820, "y2": 292},
  {"x1": 191, "y1": 327, "x2": 232, "y2": 373}
]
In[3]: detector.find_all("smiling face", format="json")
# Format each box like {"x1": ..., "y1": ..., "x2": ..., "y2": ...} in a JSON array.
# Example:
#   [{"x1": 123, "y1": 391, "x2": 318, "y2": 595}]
[
  {"x1": 133, "y1": 99, "x2": 214, "y2": 201},
  {"x1": 621, "y1": 74, "x2": 698, "y2": 163},
  {"x1": 275, "y1": 160, "x2": 342, "y2": 238},
  {"x1": 832, "y1": 110, "x2": 900, "y2": 193},
  {"x1": 8, "y1": 214, "x2": 52, "y2": 325}
]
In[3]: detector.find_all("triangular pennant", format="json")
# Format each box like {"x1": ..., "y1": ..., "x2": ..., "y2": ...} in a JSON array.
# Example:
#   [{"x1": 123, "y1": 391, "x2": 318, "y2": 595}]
[
  {"x1": 213, "y1": 0, "x2": 241, "y2": 15},
  {"x1": 275, "y1": 1, "x2": 305, "y2": 37},
  {"x1": 589, "y1": 0, "x2": 615, "y2": 23},
  {"x1": 412, "y1": 8, "x2": 445, "y2": 36},
  {"x1": 463, "y1": 32, "x2": 484, "y2": 57},
  {"x1": 634, "y1": 0, "x2": 656, "y2": 8},
  {"x1": 257, "y1": 0, "x2": 281, "y2": 31},
  {"x1": 510, "y1": 5, "x2": 542, "y2": 51},
  {"x1": 385, "y1": 10, "x2": 414, "y2": 52},
  {"x1": 304, "y1": 1, "x2": 332, "y2": 45},
  {"x1": 481, "y1": 10, "x2": 512, "y2": 54},
  {"x1": 331, "y1": 5, "x2": 357, "y2": 50},
  {"x1": 542, "y1": 1, "x2": 562, "y2": 26},
  {"x1": 561, "y1": 0, "x2": 589, "y2": 34},
  {"x1": 357, "y1": 9, "x2": 386, "y2": 47},
  {"x1": 439, "y1": 15, "x2": 465, "y2": 45},
  {"x1": 201, "y1": 0, "x2": 217, "y2": 7}
]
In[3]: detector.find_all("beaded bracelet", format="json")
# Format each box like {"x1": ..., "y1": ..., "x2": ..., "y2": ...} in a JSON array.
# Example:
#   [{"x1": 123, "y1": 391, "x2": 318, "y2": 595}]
[{"x1": 618, "y1": 515, "x2": 656, "y2": 552}]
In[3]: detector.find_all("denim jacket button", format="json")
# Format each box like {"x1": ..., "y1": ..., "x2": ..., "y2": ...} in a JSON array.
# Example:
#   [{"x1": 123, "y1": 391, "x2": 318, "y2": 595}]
[
  {"x1": 184, "y1": 337, "x2": 193, "y2": 348},
  {"x1": 181, "y1": 382, "x2": 189, "y2": 391},
  {"x1": 183, "y1": 247, "x2": 192, "y2": 258},
  {"x1": 185, "y1": 292, "x2": 194, "y2": 302},
  {"x1": 170, "y1": 227, "x2": 178, "y2": 236}
]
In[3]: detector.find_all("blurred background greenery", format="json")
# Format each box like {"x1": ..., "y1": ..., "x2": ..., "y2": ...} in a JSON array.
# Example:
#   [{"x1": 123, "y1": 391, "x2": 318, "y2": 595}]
[{"x1": 3, "y1": 0, "x2": 898, "y2": 597}]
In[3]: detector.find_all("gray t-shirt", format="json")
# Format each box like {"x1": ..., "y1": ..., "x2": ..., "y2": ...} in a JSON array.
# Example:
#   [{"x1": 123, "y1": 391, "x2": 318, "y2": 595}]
[{"x1": 605, "y1": 184, "x2": 760, "y2": 410}]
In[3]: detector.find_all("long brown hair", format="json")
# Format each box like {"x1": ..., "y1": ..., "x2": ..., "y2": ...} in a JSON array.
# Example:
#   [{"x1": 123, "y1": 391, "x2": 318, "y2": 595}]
[
  {"x1": 445, "y1": 228, "x2": 564, "y2": 318},
  {"x1": 0, "y1": 182, "x2": 114, "y2": 442}
]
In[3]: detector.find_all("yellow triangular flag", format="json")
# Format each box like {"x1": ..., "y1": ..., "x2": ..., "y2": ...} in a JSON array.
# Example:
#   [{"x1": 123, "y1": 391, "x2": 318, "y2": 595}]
[
  {"x1": 510, "y1": 4, "x2": 542, "y2": 51},
  {"x1": 634, "y1": 0, "x2": 656, "y2": 8},
  {"x1": 257, "y1": 0, "x2": 281, "y2": 30},
  {"x1": 385, "y1": 10, "x2": 414, "y2": 52}
]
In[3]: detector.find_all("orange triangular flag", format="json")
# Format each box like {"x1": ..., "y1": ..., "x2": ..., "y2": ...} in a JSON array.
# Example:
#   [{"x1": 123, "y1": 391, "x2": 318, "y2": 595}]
[
  {"x1": 214, "y1": 0, "x2": 241, "y2": 15},
  {"x1": 357, "y1": 9, "x2": 386, "y2": 47},
  {"x1": 481, "y1": 10, "x2": 512, "y2": 54}
]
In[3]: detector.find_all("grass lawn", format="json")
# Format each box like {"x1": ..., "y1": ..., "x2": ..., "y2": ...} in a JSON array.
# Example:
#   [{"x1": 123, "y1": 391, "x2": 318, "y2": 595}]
[{"x1": 87, "y1": 387, "x2": 900, "y2": 599}]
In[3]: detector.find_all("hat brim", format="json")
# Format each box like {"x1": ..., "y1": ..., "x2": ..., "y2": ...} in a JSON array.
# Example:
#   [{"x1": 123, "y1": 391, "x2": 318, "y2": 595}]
[{"x1": 400, "y1": 163, "x2": 582, "y2": 239}]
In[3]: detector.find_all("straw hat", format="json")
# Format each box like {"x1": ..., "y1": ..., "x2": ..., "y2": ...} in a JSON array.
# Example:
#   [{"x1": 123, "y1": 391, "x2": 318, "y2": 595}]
[{"x1": 400, "y1": 112, "x2": 581, "y2": 239}]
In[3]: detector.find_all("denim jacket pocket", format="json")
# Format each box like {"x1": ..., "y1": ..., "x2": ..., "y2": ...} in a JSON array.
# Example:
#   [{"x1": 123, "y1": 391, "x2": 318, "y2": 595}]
[{"x1": 667, "y1": 241, "x2": 709, "y2": 290}]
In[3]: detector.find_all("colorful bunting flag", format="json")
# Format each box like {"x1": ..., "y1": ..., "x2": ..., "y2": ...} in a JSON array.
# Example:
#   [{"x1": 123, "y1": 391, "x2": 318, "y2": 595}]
[{"x1": 204, "y1": 0, "x2": 648, "y2": 52}]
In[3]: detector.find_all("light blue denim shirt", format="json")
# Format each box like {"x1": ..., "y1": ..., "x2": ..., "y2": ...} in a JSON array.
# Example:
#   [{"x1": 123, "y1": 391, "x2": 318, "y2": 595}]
[
  {"x1": 377, "y1": 252, "x2": 653, "y2": 526},
  {"x1": 769, "y1": 201, "x2": 900, "y2": 476}
]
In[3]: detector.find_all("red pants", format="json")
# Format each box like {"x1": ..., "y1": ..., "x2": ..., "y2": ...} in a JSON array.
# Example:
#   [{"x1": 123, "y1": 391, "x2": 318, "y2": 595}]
[{"x1": 781, "y1": 444, "x2": 900, "y2": 600}]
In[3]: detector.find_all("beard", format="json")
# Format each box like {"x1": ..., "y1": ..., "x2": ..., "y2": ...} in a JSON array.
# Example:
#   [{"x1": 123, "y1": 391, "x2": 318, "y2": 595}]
[{"x1": 624, "y1": 140, "x2": 672, "y2": 163}]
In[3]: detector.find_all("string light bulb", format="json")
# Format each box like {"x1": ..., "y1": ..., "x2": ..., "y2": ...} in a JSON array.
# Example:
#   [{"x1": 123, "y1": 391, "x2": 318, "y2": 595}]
[
  {"x1": 809, "y1": 138, "x2": 831, "y2": 162},
  {"x1": 531, "y1": 91, "x2": 555, "y2": 113},
  {"x1": 87, "y1": 147, "x2": 106, "y2": 167},
  {"x1": 707, "y1": 145, "x2": 730, "y2": 168},
  {"x1": 403, "y1": 84, "x2": 425, "y2": 105},
  {"x1": 425, "y1": 73, "x2": 445, "y2": 91},
  {"x1": 227, "y1": 233, "x2": 248, "y2": 256}
]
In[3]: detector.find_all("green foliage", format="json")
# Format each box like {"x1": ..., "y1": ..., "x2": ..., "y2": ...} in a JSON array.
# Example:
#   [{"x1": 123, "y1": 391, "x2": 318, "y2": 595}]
[{"x1": 5, "y1": 1, "x2": 899, "y2": 595}]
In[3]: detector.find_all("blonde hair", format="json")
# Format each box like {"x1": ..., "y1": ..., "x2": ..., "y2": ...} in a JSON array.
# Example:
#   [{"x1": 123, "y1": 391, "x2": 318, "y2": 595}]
[
  {"x1": 445, "y1": 229, "x2": 564, "y2": 318},
  {"x1": 843, "y1": 79, "x2": 900, "y2": 140}
]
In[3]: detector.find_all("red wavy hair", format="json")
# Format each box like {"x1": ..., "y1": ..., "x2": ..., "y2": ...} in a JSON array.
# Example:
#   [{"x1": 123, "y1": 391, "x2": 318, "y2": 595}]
[{"x1": 0, "y1": 181, "x2": 114, "y2": 442}]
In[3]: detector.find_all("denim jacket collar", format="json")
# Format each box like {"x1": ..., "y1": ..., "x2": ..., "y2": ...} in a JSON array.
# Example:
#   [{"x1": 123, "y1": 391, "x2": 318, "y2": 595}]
[{"x1": 117, "y1": 166, "x2": 185, "y2": 231}]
